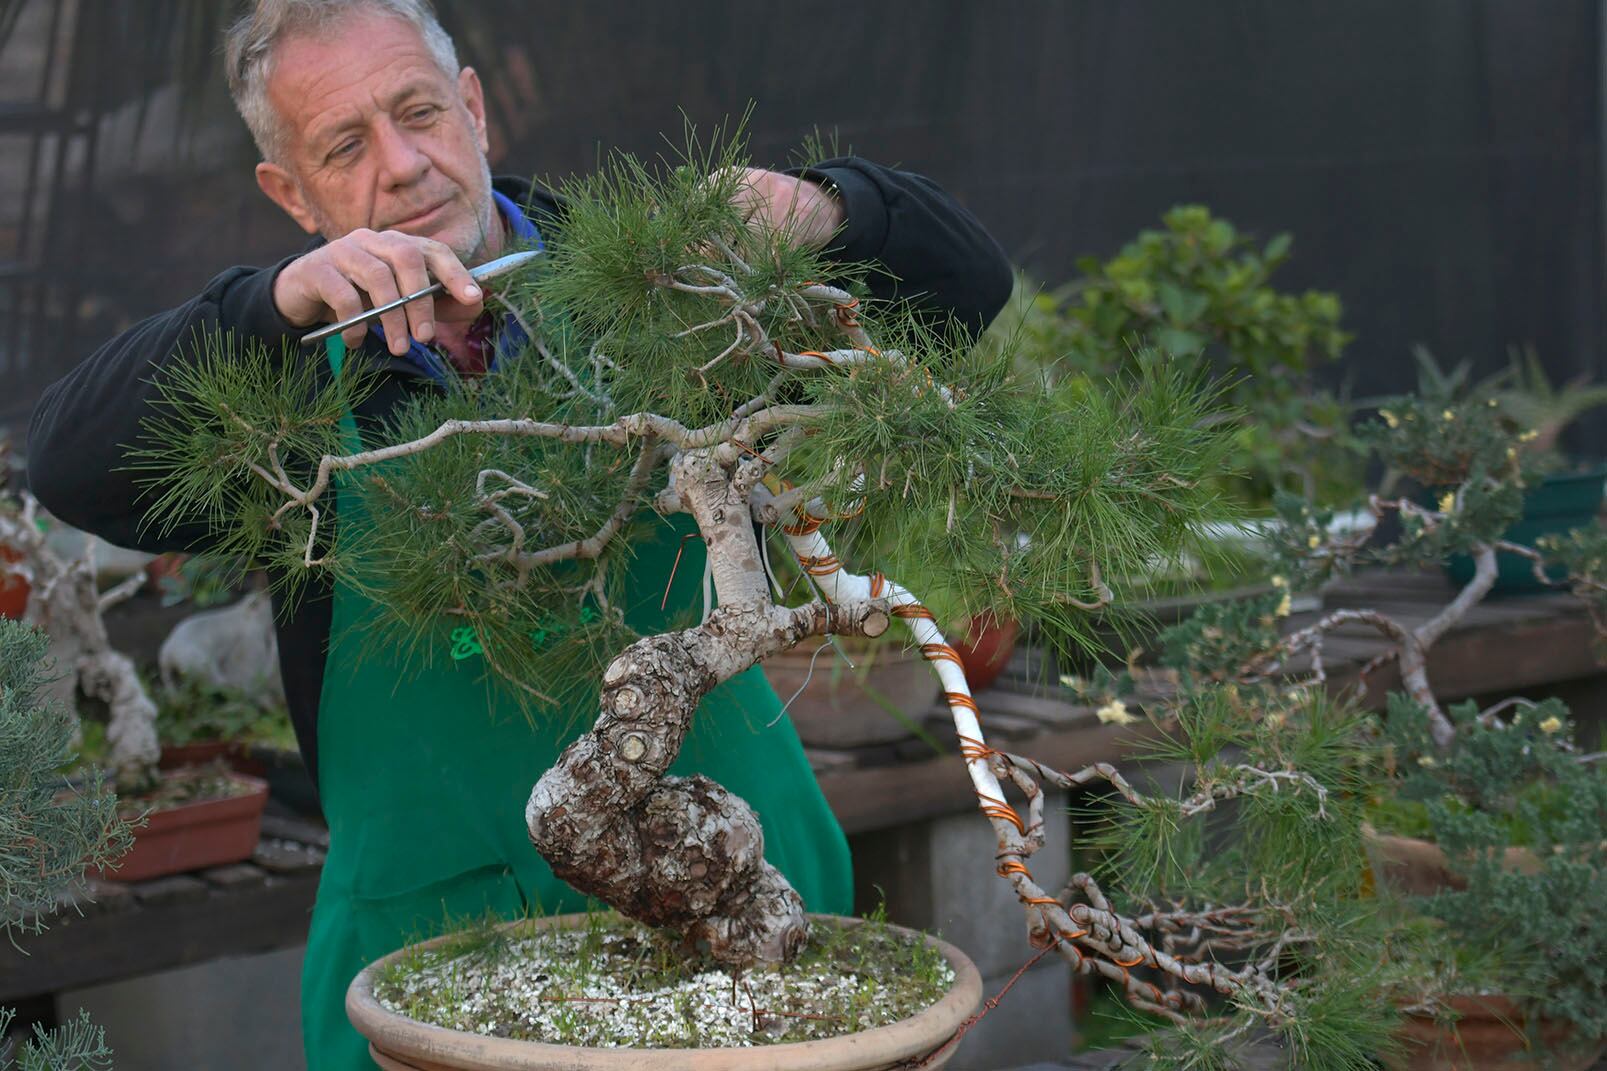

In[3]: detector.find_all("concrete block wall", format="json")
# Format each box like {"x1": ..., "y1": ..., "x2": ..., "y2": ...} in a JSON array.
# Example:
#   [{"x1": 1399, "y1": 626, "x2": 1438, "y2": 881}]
[{"x1": 850, "y1": 791, "x2": 1075, "y2": 1070}]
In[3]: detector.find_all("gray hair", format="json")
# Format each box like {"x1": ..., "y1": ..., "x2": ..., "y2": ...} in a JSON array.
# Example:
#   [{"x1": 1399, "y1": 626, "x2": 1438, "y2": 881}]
[{"x1": 225, "y1": 0, "x2": 460, "y2": 162}]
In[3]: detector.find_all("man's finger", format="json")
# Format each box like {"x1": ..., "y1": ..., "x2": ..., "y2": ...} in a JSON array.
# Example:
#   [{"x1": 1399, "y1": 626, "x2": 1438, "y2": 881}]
[
  {"x1": 338, "y1": 248, "x2": 410, "y2": 356},
  {"x1": 311, "y1": 267, "x2": 368, "y2": 350},
  {"x1": 376, "y1": 238, "x2": 435, "y2": 345},
  {"x1": 417, "y1": 239, "x2": 482, "y2": 307}
]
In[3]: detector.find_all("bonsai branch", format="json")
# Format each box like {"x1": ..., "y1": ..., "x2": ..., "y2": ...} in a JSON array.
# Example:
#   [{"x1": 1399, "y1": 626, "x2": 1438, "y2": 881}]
[{"x1": 770, "y1": 521, "x2": 1320, "y2": 1023}]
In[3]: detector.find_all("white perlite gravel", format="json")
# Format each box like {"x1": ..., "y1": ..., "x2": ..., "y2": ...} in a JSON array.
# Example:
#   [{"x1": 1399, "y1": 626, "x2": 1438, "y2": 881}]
[{"x1": 373, "y1": 914, "x2": 956, "y2": 1048}]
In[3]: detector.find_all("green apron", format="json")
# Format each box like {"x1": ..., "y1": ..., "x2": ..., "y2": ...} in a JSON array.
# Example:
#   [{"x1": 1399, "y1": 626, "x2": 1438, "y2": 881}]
[{"x1": 299, "y1": 340, "x2": 851, "y2": 1070}]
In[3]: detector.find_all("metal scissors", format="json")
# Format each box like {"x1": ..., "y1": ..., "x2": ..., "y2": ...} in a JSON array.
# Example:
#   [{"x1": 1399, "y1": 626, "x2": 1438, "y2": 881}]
[{"x1": 299, "y1": 248, "x2": 541, "y2": 347}]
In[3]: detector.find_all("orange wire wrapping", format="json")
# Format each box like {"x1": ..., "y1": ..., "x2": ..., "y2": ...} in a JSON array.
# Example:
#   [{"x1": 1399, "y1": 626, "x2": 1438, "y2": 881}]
[
  {"x1": 997, "y1": 860, "x2": 1032, "y2": 878},
  {"x1": 1060, "y1": 928, "x2": 1089, "y2": 941},
  {"x1": 1113, "y1": 951, "x2": 1147, "y2": 968},
  {"x1": 976, "y1": 793, "x2": 1026, "y2": 834},
  {"x1": 660, "y1": 533, "x2": 705, "y2": 611},
  {"x1": 891, "y1": 604, "x2": 935, "y2": 621},
  {"x1": 869, "y1": 573, "x2": 885, "y2": 597},
  {"x1": 780, "y1": 513, "x2": 823, "y2": 536},
  {"x1": 922, "y1": 644, "x2": 965, "y2": 667},
  {"x1": 797, "y1": 350, "x2": 838, "y2": 365},
  {"x1": 796, "y1": 553, "x2": 840, "y2": 576},
  {"x1": 956, "y1": 733, "x2": 994, "y2": 762},
  {"x1": 943, "y1": 690, "x2": 979, "y2": 713},
  {"x1": 1022, "y1": 896, "x2": 1061, "y2": 907}
]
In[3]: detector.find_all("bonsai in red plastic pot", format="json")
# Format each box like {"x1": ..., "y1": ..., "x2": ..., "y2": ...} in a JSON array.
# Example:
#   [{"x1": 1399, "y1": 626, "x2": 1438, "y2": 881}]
[{"x1": 102, "y1": 765, "x2": 269, "y2": 883}]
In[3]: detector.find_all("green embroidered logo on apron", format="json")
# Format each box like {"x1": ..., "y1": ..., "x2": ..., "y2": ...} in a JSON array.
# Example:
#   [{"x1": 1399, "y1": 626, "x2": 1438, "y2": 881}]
[{"x1": 448, "y1": 606, "x2": 599, "y2": 661}]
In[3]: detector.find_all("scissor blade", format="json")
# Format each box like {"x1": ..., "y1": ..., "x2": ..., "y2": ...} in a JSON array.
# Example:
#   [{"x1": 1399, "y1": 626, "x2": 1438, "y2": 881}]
[{"x1": 300, "y1": 248, "x2": 541, "y2": 347}]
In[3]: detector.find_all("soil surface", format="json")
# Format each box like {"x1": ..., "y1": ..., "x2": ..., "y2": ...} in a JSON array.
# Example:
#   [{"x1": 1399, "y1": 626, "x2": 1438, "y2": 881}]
[{"x1": 373, "y1": 912, "x2": 955, "y2": 1048}]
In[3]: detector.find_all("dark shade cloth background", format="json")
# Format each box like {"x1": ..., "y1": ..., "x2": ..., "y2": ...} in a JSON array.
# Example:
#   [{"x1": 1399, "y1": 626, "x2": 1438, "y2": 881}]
[{"x1": 3, "y1": 1, "x2": 1602, "y2": 456}]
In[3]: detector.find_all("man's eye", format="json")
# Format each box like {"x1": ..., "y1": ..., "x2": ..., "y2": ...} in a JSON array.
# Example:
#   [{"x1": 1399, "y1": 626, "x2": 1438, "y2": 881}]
[
  {"x1": 406, "y1": 106, "x2": 439, "y2": 123},
  {"x1": 329, "y1": 139, "x2": 360, "y2": 161}
]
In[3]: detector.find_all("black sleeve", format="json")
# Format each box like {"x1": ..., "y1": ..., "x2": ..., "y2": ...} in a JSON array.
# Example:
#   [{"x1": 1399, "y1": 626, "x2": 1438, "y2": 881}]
[
  {"x1": 790, "y1": 156, "x2": 1014, "y2": 339},
  {"x1": 25, "y1": 257, "x2": 305, "y2": 554}
]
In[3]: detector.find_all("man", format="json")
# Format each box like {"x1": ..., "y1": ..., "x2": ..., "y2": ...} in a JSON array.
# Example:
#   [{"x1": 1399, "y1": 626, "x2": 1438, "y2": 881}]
[{"x1": 27, "y1": 1, "x2": 1012, "y2": 1066}]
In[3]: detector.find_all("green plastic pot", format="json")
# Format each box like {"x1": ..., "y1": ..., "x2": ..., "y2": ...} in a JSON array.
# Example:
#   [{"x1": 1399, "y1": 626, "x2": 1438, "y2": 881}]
[{"x1": 1445, "y1": 466, "x2": 1606, "y2": 594}]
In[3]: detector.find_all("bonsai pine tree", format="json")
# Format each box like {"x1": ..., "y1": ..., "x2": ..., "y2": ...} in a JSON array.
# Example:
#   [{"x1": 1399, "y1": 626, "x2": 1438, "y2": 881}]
[
  {"x1": 0, "y1": 617, "x2": 132, "y2": 1069},
  {"x1": 139, "y1": 138, "x2": 1391, "y2": 1065}
]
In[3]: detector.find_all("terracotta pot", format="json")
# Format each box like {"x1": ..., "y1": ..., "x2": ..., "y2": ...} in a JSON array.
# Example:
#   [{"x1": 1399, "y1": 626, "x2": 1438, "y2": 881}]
[
  {"x1": 1363, "y1": 825, "x2": 1573, "y2": 897},
  {"x1": 156, "y1": 740, "x2": 269, "y2": 777},
  {"x1": 102, "y1": 772, "x2": 268, "y2": 883},
  {"x1": 348, "y1": 914, "x2": 982, "y2": 1070},
  {"x1": 157, "y1": 740, "x2": 238, "y2": 770},
  {"x1": 763, "y1": 641, "x2": 938, "y2": 748},
  {"x1": 0, "y1": 544, "x2": 28, "y2": 620},
  {"x1": 1388, "y1": 994, "x2": 1604, "y2": 1071},
  {"x1": 951, "y1": 613, "x2": 1020, "y2": 693}
]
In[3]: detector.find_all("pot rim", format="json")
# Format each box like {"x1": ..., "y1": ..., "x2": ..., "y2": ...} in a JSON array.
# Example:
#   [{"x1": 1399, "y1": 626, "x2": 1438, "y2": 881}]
[{"x1": 348, "y1": 912, "x2": 983, "y2": 1071}]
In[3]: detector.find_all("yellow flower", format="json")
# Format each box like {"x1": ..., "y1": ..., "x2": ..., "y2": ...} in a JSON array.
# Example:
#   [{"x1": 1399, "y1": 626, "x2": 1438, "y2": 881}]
[
  {"x1": 1379, "y1": 409, "x2": 1399, "y2": 429},
  {"x1": 1487, "y1": 398, "x2": 1498, "y2": 407},
  {"x1": 1416, "y1": 755, "x2": 1437, "y2": 768},
  {"x1": 1095, "y1": 699, "x2": 1139, "y2": 726},
  {"x1": 1275, "y1": 592, "x2": 1292, "y2": 618},
  {"x1": 1442, "y1": 409, "x2": 1455, "y2": 421},
  {"x1": 1519, "y1": 429, "x2": 1539, "y2": 443},
  {"x1": 1270, "y1": 574, "x2": 1287, "y2": 588},
  {"x1": 1539, "y1": 715, "x2": 1563, "y2": 735},
  {"x1": 1437, "y1": 492, "x2": 1455, "y2": 514},
  {"x1": 1307, "y1": 533, "x2": 1321, "y2": 549},
  {"x1": 1506, "y1": 446, "x2": 1517, "y2": 460}
]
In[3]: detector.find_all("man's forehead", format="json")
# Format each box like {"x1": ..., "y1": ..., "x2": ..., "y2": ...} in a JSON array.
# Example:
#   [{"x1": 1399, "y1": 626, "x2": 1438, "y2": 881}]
[{"x1": 267, "y1": 14, "x2": 453, "y2": 145}]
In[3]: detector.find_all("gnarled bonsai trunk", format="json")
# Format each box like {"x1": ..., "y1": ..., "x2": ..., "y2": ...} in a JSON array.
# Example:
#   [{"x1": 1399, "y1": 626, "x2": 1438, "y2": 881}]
[{"x1": 525, "y1": 449, "x2": 888, "y2": 966}]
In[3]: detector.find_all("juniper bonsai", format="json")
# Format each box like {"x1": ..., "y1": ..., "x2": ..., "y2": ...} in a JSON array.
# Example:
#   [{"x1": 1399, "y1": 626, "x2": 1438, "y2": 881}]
[
  {"x1": 138, "y1": 140, "x2": 1394, "y2": 1066},
  {"x1": 0, "y1": 617, "x2": 132, "y2": 1069}
]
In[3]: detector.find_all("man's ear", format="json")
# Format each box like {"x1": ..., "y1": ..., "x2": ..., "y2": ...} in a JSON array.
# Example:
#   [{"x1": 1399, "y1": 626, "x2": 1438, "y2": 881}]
[
  {"x1": 458, "y1": 66, "x2": 490, "y2": 155},
  {"x1": 256, "y1": 162, "x2": 321, "y2": 235}
]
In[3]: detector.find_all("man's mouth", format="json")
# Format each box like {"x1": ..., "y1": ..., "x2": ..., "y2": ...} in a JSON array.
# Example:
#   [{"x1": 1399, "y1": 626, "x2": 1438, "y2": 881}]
[{"x1": 386, "y1": 199, "x2": 452, "y2": 231}]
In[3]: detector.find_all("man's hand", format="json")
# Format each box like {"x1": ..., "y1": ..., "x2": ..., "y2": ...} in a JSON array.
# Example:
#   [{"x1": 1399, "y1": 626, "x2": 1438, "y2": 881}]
[
  {"x1": 728, "y1": 168, "x2": 845, "y2": 250},
  {"x1": 272, "y1": 229, "x2": 486, "y2": 354}
]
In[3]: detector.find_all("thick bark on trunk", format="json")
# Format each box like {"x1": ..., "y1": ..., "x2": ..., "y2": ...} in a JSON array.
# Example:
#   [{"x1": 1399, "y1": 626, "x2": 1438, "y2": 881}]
[{"x1": 525, "y1": 449, "x2": 887, "y2": 966}]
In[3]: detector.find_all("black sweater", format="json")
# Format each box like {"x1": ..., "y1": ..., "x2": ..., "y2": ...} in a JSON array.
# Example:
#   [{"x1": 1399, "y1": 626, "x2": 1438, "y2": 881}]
[{"x1": 27, "y1": 157, "x2": 1013, "y2": 788}]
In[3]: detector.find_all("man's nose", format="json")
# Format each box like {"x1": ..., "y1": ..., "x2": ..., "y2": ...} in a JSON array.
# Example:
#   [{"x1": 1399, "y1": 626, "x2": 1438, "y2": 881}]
[{"x1": 373, "y1": 118, "x2": 430, "y2": 188}]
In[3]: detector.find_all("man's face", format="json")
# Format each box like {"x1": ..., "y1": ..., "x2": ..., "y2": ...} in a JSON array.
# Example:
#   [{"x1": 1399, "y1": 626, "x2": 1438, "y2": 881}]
[{"x1": 253, "y1": 12, "x2": 499, "y2": 264}]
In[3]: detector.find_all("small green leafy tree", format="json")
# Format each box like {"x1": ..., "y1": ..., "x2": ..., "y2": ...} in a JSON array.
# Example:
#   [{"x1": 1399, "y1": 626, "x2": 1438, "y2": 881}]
[
  {"x1": 139, "y1": 135, "x2": 1392, "y2": 1065},
  {"x1": 993, "y1": 205, "x2": 1357, "y2": 508},
  {"x1": 0, "y1": 617, "x2": 133, "y2": 1069}
]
